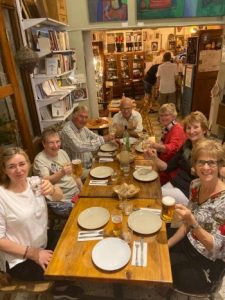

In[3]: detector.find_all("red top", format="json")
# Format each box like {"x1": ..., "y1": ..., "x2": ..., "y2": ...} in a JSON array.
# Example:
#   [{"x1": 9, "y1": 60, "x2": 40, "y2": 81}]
[{"x1": 159, "y1": 122, "x2": 186, "y2": 185}]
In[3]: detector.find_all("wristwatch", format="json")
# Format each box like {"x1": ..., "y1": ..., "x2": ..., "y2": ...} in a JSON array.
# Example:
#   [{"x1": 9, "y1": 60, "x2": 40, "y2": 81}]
[{"x1": 189, "y1": 222, "x2": 200, "y2": 230}]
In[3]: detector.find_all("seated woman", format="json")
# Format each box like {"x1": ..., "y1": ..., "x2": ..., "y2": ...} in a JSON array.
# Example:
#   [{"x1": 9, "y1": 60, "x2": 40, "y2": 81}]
[
  {"x1": 148, "y1": 103, "x2": 186, "y2": 184},
  {"x1": 168, "y1": 139, "x2": 225, "y2": 294},
  {"x1": 0, "y1": 147, "x2": 83, "y2": 298},
  {"x1": 146, "y1": 111, "x2": 208, "y2": 205},
  {"x1": 0, "y1": 147, "x2": 62, "y2": 280}
]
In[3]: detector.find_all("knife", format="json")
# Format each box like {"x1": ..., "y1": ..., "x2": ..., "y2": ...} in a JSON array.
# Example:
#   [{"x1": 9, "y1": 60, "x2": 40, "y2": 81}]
[
  {"x1": 140, "y1": 238, "x2": 144, "y2": 266},
  {"x1": 78, "y1": 234, "x2": 104, "y2": 239},
  {"x1": 79, "y1": 230, "x2": 103, "y2": 235}
]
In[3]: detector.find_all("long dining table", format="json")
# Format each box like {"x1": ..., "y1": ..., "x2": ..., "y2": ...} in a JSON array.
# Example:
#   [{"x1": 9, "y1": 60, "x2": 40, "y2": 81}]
[
  {"x1": 80, "y1": 157, "x2": 162, "y2": 200},
  {"x1": 45, "y1": 197, "x2": 173, "y2": 298}
]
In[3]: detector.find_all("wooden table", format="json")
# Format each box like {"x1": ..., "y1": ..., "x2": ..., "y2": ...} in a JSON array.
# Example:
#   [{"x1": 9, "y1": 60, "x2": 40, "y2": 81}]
[
  {"x1": 80, "y1": 159, "x2": 162, "y2": 200},
  {"x1": 86, "y1": 117, "x2": 112, "y2": 134},
  {"x1": 45, "y1": 198, "x2": 172, "y2": 292}
]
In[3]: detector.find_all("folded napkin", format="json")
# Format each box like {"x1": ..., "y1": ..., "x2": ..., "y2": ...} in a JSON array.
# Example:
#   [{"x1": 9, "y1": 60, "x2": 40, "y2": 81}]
[
  {"x1": 97, "y1": 151, "x2": 114, "y2": 157},
  {"x1": 99, "y1": 157, "x2": 114, "y2": 162},
  {"x1": 77, "y1": 229, "x2": 104, "y2": 241},
  {"x1": 89, "y1": 179, "x2": 108, "y2": 186},
  {"x1": 139, "y1": 208, "x2": 161, "y2": 215},
  {"x1": 132, "y1": 240, "x2": 148, "y2": 267}
]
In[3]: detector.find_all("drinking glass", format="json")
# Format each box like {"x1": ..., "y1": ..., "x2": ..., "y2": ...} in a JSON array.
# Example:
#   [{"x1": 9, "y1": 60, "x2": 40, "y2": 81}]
[
  {"x1": 118, "y1": 191, "x2": 127, "y2": 210},
  {"x1": 121, "y1": 227, "x2": 133, "y2": 244},
  {"x1": 72, "y1": 159, "x2": 82, "y2": 177},
  {"x1": 111, "y1": 209, "x2": 123, "y2": 237},
  {"x1": 109, "y1": 125, "x2": 117, "y2": 138},
  {"x1": 30, "y1": 176, "x2": 42, "y2": 196},
  {"x1": 111, "y1": 171, "x2": 118, "y2": 183},
  {"x1": 124, "y1": 200, "x2": 133, "y2": 216}
]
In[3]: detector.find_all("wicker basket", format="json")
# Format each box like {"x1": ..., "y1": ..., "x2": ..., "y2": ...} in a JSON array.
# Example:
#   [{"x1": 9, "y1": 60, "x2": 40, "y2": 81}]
[{"x1": 15, "y1": 46, "x2": 39, "y2": 73}]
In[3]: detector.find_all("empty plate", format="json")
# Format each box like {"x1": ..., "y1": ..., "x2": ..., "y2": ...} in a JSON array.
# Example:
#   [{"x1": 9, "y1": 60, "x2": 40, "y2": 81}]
[
  {"x1": 78, "y1": 207, "x2": 110, "y2": 229},
  {"x1": 100, "y1": 143, "x2": 118, "y2": 152},
  {"x1": 128, "y1": 210, "x2": 162, "y2": 234},
  {"x1": 90, "y1": 166, "x2": 113, "y2": 179},
  {"x1": 92, "y1": 237, "x2": 131, "y2": 271},
  {"x1": 133, "y1": 168, "x2": 158, "y2": 182}
]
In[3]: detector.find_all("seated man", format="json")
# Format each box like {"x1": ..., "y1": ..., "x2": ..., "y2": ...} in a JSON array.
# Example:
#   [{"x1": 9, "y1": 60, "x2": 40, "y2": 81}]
[
  {"x1": 61, "y1": 105, "x2": 114, "y2": 178},
  {"x1": 33, "y1": 128, "x2": 82, "y2": 217},
  {"x1": 112, "y1": 97, "x2": 143, "y2": 138}
]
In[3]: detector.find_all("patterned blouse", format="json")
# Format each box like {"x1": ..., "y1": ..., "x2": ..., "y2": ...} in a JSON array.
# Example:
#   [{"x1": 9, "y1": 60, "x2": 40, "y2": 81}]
[{"x1": 187, "y1": 178, "x2": 225, "y2": 261}]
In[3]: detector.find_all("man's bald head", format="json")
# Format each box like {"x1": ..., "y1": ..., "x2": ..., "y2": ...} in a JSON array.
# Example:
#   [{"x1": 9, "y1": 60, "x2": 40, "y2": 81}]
[{"x1": 120, "y1": 98, "x2": 133, "y2": 120}]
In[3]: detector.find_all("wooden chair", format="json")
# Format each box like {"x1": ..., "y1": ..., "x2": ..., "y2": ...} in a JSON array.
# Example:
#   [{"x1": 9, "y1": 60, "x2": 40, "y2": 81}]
[{"x1": 0, "y1": 279, "x2": 54, "y2": 300}]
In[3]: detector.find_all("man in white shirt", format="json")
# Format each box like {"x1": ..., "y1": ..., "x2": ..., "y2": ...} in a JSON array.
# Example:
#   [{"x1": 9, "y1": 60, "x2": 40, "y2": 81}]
[
  {"x1": 156, "y1": 52, "x2": 178, "y2": 105},
  {"x1": 112, "y1": 97, "x2": 143, "y2": 138}
]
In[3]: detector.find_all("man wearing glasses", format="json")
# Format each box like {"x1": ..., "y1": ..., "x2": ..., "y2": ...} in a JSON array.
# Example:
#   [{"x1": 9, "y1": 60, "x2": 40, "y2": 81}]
[{"x1": 112, "y1": 97, "x2": 143, "y2": 138}]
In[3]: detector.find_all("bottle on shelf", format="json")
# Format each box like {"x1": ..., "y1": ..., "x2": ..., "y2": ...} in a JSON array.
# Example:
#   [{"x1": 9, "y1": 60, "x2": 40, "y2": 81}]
[{"x1": 123, "y1": 125, "x2": 130, "y2": 152}]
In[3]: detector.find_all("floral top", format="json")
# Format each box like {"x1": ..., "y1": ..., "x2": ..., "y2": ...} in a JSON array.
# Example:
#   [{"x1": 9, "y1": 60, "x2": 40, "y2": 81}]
[{"x1": 187, "y1": 178, "x2": 225, "y2": 261}]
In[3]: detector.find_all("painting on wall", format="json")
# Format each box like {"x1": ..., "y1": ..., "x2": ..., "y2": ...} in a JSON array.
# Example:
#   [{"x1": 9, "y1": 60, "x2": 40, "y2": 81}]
[
  {"x1": 151, "y1": 41, "x2": 158, "y2": 51},
  {"x1": 88, "y1": 0, "x2": 128, "y2": 22},
  {"x1": 136, "y1": 0, "x2": 225, "y2": 20}
]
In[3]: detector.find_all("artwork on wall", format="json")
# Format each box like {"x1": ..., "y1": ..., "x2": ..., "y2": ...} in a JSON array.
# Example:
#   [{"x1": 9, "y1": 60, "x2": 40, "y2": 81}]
[
  {"x1": 151, "y1": 41, "x2": 158, "y2": 51},
  {"x1": 136, "y1": 0, "x2": 225, "y2": 20},
  {"x1": 88, "y1": 0, "x2": 128, "y2": 22}
]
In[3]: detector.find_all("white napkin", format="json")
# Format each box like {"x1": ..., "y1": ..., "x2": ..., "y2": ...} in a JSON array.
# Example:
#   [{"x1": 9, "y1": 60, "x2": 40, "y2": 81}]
[
  {"x1": 139, "y1": 208, "x2": 161, "y2": 215},
  {"x1": 99, "y1": 157, "x2": 114, "y2": 162},
  {"x1": 77, "y1": 230, "x2": 104, "y2": 241},
  {"x1": 132, "y1": 240, "x2": 148, "y2": 267},
  {"x1": 97, "y1": 151, "x2": 113, "y2": 157},
  {"x1": 89, "y1": 179, "x2": 108, "y2": 186}
]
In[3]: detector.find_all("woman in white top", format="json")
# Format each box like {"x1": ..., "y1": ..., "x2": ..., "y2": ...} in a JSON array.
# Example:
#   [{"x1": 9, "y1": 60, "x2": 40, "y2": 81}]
[{"x1": 0, "y1": 147, "x2": 62, "y2": 281}]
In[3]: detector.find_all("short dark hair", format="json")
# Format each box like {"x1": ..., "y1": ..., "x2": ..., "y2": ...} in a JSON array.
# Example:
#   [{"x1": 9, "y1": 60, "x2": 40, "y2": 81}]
[
  {"x1": 41, "y1": 127, "x2": 59, "y2": 143},
  {"x1": 163, "y1": 52, "x2": 171, "y2": 62}
]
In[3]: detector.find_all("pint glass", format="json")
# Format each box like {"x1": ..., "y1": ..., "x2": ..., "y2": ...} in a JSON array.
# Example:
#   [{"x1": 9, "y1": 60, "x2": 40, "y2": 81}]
[
  {"x1": 161, "y1": 196, "x2": 175, "y2": 222},
  {"x1": 72, "y1": 159, "x2": 82, "y2": 177}
]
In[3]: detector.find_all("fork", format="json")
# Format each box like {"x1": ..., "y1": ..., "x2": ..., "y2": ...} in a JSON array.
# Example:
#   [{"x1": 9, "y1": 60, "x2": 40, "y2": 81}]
[{"x1": 135, "y1": 242, "x2": 139, "y2": 266}]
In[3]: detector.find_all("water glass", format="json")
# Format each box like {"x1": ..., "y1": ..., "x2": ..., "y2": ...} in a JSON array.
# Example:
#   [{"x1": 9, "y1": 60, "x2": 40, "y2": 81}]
[
  {"x1": 120, "y1": 161, "x2": 130, "y2": 176},
  {"x1": 111, "y1": 171, "x2": 118, "y2": 183},
  {"x1": 124, "y1": 200, "x2": 133, "y2": 216},
  {"x1": 30, "y1": 176, "x2": 42, "y2": 196},
  {"x1": 121, "y1": 227, "x2": 133, "y2": 244},
  {"x1": 118, "y1": 192, "x2": 127, "y2": 210}
]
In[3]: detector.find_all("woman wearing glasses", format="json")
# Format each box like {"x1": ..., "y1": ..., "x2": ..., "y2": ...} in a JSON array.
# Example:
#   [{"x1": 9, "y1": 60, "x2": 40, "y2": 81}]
[{"x1": 168, "y1": 139, "x2": 225, "y2": 295}]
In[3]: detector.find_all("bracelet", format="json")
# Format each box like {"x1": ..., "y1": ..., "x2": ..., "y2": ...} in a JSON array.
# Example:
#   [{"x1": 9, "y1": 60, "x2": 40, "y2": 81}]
[
  {"x1": 189, "y1": 222, "x2": 200, "y2": 231},
  {"x1": 23, "y1": 246, "x2": 29, "y2": 259}
]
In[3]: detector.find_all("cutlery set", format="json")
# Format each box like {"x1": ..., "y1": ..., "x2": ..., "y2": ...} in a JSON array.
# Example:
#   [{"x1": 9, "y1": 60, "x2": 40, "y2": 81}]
[
  {"x1": 77, "y1": 229, "x2": 105, "y2": 241},
  {"x1": 132, "y1": 239, "x2": 147, "y2": 267},
  {"x1": 89, "y1": 179, "x2": 108, "y2": 186}
]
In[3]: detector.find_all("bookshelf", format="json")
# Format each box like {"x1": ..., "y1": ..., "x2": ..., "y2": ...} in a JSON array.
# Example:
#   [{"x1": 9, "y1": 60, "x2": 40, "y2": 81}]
[{"x1": 17, "y1": 7, "x2": 87, "y2": 131}]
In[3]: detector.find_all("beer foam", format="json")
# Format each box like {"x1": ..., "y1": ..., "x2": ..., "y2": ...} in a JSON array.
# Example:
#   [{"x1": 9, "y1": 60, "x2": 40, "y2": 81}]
[
  {"x1": 162, "y1": 196, "x2": 175, "y2": 206},
  {"x1": 72, "y1": 159, "x2": 81, "y2": 164}
]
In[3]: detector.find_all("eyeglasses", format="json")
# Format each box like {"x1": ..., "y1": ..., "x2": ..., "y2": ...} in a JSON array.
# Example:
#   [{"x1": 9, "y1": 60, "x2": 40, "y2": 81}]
[{"x1": 196, "y1": 160, "x2": 218, "y2": 168}]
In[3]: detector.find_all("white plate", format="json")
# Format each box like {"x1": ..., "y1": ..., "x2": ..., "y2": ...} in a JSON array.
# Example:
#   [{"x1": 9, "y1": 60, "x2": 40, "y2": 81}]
[
  {"x1": 128, "y1": 210, "x2": 162, "y2": 234},
  {"x1": 100, "y1": 143, "x2": 118, "y2": 152},
  {"x1": 90, "y1": 166, "x2": 113, "y2": 179},
  {"x1": 120, "y1": 137, "x2": 137, "y2": 145},
  {"x1": 135, "y1": 143, "x2": 144, "y2": 152},
  {"x1": 133, "y1": 168, "x2": 158, "y2": 182},
  {"x1": 92, "y1": 237, "x2": 131, "y2": 271},
  {"x1": 78, "y1": 207, "x2": 110, "y2": 229}
]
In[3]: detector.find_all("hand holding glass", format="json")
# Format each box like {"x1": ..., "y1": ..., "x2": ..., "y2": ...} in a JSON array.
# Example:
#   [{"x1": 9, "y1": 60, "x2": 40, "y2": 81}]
[{"x1": 30, "y1": 176, "x2": 42, "y2": 196}]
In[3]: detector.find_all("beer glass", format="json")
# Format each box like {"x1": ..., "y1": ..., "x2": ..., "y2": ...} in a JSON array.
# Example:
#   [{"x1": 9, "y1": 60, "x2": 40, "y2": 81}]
[
  {"x1": 111, "y1": 209, "x2": 123, "y2": 237},
  {"x1": 30, "y1": 176, "x2": 42, "y2": 196},
  {"x1": 72, "y1": 159, "x2": 82, "y2": 177},
  {"x1": 161, "y1": 196, "x2": 175, "y2": 223}
]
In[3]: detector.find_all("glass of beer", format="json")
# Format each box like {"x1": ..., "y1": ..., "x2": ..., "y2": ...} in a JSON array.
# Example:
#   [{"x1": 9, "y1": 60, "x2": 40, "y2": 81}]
[
  {"x1": 161, "y1": 196, "x2": 175, "y2": 223},
  {"x1": 72, "y1": 159, "x2": 82, "y2": 178},
  {"x1": 111, "y1": 209, "x2": 123, "y2": 237}
]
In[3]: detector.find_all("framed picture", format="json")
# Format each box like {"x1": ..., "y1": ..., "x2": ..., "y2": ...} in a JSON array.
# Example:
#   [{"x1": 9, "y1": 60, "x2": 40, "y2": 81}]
[
  {"x1": 151, "y1": 41, "x2": 158, "y2": 52},
  {"x1": 87, "y1": 0, "x2": 128, "y2": 22},
  {"x1": 176, "y1": 35, "x2": 184, "y2": 47}
]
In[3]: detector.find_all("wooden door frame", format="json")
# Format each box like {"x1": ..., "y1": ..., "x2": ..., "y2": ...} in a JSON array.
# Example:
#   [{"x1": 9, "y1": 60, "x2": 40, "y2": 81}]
[{"x1": 0, "y1": 0, "x2": 34, "y2": 158}]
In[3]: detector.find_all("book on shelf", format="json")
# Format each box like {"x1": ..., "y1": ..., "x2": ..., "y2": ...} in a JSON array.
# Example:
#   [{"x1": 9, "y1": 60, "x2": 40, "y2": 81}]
[
  {"x1": 51, "y1": 100, "x2": 65, "y2": 117},
  {"x1": 40, "y1": 106, "x2": 52, "y2": 120},
  {"x1": 45, "y1": 57, "x2": 60, "y2": 76}
]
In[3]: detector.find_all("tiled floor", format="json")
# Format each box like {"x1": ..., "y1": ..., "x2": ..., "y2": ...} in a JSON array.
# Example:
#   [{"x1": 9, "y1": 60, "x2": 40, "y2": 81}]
[{"x1": 1, "y1": 97, "x2": 225, "y2": 300}]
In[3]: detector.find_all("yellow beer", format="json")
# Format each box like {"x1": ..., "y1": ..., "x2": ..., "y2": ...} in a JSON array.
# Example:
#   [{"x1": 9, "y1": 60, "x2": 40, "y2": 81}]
[
  {"x1": 161, "y1": 196, "x2": 175, "y2": 223},
  {"x1": 72, "y1": 159, "x2": 82, "y2": 177}
]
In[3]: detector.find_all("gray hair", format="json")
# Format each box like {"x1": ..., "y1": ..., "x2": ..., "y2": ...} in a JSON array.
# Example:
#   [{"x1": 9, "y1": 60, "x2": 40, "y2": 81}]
[
  {"x1": 72, "y1": 105, "x2": 89, "y2": 116},
  {"x1": 159, "y1": 103, "x2": 177, "y2": 118}
]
